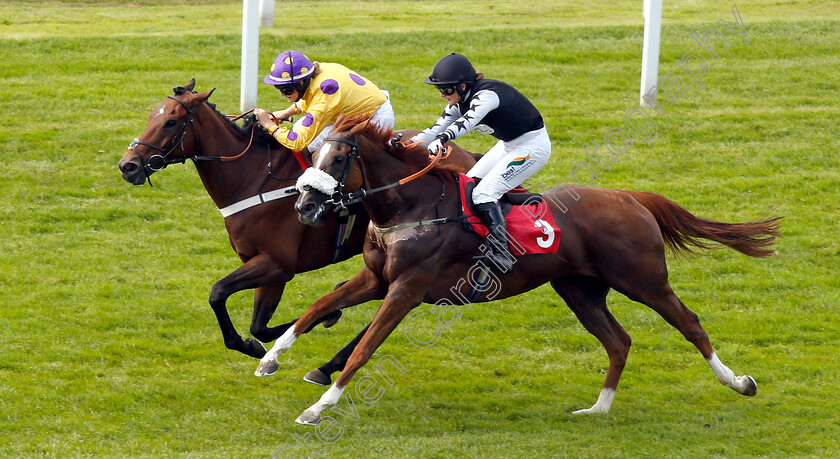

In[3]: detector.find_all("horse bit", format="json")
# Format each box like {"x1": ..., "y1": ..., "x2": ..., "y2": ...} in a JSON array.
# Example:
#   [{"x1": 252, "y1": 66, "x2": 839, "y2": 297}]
[
  {"x1": 128, "y1": 94, "x2": 201, "y2": 179},
  {"x1": 305, "y1": 135, "x2": 449, "y2": 214}
]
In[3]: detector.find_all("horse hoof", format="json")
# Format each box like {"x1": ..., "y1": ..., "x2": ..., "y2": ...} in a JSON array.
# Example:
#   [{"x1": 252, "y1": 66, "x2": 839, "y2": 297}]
[
  {"x1": 254, "y1": 359, "x2": 279, "y2": 377},
  {"x1": 303, "y1": 368, "x2": 331, "y2": 386},
  {"x1": 572, "y1": 406, "x2": 609, "y2": 415},
  {"x1": 740, "y1": 375, "x2": 757, "y2": 396},
  {"x1": 295, "y1": 410, "x2": 321, "y2": 426},
  {"x1": 244, "y1": 337, "x2": 267, "y2": 359},
  {"x1": 322, "y1": 310, "x2": 342, "y2": 328}
]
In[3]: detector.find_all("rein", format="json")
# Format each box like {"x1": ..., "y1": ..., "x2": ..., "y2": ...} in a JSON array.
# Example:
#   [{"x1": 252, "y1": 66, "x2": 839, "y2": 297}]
[
  {"x1": 129, "y1": 95, "x2": 201, "y2": 179},
  {"x1": 193, "y1": 121, "x2": 256, "y2": 163},
  {"x1": 129, "y1": 97, "x2": 261, "y2": 185},
  {"x1": 227, "y1": 108, "x2": 254, "y2": 122},
  {"x1": 324, "y1": 137, "x2": 451, "y2": 210},
  {"x1": 369, "y1": 174, "x2": 466, "y2": 234},
  {"x1": 129, "y1": 90, "x2": 310, "y2": 216},
  {"x1": 213, "y1": 109, "x2": 296, "y2": 163}
]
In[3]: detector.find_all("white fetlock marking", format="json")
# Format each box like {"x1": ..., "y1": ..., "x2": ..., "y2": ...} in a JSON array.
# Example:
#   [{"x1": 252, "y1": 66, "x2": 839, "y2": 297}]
[
  {"x1": 573, "y1": 388, "x2": 615, "y2": 414},
  {"x1": 304, "y1": 383, "x2": 345, "y2": 419},
  {"x1": 707, "y1": 353, "x2": 756, "y2": 394},
  {"x1": 707, "y1": 352, "x2": 737, "y2": 387},
  {"x1": 262, "y1": 325, "x2": 297, "y2": 364}
]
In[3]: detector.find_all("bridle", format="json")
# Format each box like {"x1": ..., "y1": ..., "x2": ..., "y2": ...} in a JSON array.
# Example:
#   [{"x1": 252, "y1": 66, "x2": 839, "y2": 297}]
[
  {"x1": 325, "y1": 137, "x2": 365, "y2": 207},
  {"x1": 299, "y1": 134, "x2": 463, "y2": 235},
  {"x1": 304, "y1": 135, "x2": 449, "y2": 211},
  {"x1": 128, "y1": 92, "x2": 261, "y2": 185},
  {"x1": 129, "y1": 94, "x2": 202, "y2": 179}
]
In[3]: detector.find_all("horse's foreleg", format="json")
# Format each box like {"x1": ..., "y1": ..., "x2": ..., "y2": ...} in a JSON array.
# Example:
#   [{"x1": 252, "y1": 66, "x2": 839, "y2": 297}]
[
  {"x1": 295, "y1": 383, "x2": 348, "y2": 426},
  {"x1": 246, "y1": 282, "x2": 285, "y2": 357},
  {"x1": 250, "y1": 282, "x2": 342, "y2": 344},
  {"x1": 304, "y1": 323, "x2": 371, "y2": 386},
  {"x1": 302, "y1": 279, "x2": 384, "y2": 384},
  {"x1": 296, "y1": 279, "x2": 423, "y2": 425},
  {"x1": 551, "y1": 277, "x2": 630, "y2": 414},
  {"x1": 255, "y1": 267, "x2": 386, "y2": 377},
  {"x1": 209, "y1": 254, "x2": 285, "y2": 358}
]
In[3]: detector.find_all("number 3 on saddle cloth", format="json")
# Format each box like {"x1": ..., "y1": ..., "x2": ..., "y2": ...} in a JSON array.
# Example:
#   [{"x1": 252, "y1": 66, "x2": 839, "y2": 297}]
[{"x1": 458, "y1": 174, "x2": 561, "y2": 255}]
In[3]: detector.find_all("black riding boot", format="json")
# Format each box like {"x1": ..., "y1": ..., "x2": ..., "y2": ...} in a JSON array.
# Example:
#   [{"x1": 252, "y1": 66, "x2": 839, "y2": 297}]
[{"x1": 475, "y1": 201, "x2": 515, "y2": 272}]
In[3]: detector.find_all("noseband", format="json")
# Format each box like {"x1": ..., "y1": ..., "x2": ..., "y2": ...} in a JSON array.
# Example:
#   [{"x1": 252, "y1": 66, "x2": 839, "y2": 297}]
[
  {"x1": 300, "y1": 135, "x2": 448, "y2": 211},
  {"x1": 129, "y1": 94, "x2": 201, "y2": 179},
  {"x1": 296, "y1": 136, "x2": 363, "y2": 210}
]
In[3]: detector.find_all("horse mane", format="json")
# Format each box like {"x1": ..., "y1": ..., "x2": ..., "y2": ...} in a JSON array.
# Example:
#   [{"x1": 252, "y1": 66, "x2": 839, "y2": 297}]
[
  {"x1": 202, "y1": 101, "x2": 282, "y2": 149},
  {"x1": 331, "y1": 113, "x2": 471, "y2": 175},
  {"x1": 168, "y1": 81, "x2": 282, "y2": 149}
]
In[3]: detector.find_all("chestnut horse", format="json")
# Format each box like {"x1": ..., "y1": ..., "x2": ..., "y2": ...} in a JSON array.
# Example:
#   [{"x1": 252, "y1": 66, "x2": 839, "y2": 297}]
[
  {"x1": 117, "y1": 81, "x2": 477, "y2": 381},
  {"x1": 259, "y1": 113, "x2": 780, "y2": 425}
]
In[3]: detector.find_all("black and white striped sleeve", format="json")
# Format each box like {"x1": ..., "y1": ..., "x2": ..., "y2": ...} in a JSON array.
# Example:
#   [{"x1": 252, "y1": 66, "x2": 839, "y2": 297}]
[
  {"x1": 440, "y1": 90, "x2": 500, "y2": 142},
  {"x1": 411, "y1": 104, "x2": 462, "y2": 144}
]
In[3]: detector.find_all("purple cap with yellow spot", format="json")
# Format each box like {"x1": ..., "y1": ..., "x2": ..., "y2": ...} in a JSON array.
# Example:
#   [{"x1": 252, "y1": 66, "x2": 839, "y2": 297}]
[{"x1": 264, "y1": 51, "x2": 315, "y2": 85}]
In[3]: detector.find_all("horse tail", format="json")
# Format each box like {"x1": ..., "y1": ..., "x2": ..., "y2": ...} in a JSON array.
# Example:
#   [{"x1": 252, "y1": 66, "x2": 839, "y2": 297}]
[{"x1": 626, "y1": 191, "x2": 782, "y2": 258}]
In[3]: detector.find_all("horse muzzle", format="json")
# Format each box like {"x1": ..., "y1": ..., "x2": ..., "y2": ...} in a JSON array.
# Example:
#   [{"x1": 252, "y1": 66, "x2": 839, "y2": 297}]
[
  {"x1": 296, "y1": 201, "x2": 329, "y2": 225},
  {"x1": 118, "y1": 155, "x2": 150, "y2": 185},
  {"x1": 295, "y1": 191, "x2": 331, "y2": 226}
]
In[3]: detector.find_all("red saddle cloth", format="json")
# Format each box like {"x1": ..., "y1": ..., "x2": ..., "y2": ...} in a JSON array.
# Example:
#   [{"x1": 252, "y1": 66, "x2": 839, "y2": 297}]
[{"x1": 458, "y1": 174, "x2": 561, "y2": 255}]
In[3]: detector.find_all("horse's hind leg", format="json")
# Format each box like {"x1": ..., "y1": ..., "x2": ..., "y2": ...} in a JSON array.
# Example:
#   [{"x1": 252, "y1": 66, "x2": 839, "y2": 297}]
[
  {"x1": 303, "y1": 323, "x2": 370, "y2": 386},
  {"x1": 658, "y1": 289, "x2": 756, "y2": 396},
  {"x1": 551, "y1": 276, "x2": 630, "y2": 414},
  {"x1": 612, "y1": 271, "x2": 757, "y2": 397}
]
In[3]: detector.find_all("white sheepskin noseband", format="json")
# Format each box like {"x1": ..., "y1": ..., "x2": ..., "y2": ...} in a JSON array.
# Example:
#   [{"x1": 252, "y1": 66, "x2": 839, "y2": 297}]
[{"x1": 296, "y1": 167, "x2": 339, "y2": 195}]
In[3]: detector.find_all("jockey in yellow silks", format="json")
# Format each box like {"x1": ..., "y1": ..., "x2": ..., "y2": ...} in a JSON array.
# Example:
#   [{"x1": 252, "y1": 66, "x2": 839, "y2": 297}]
[{"x1": 254, "y1": 51, "x2": 395, "y2": 153}]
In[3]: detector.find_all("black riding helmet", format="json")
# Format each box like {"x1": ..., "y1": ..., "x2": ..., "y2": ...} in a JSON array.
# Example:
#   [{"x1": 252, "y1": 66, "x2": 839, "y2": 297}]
[{"x1": 424, "y1": 53, "x2": 477, "y2": 97}]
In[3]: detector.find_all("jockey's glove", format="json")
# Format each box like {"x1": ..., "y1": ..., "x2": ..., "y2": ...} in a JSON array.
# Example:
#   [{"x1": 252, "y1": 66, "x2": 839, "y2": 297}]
[{"x1": 427, "y1": 133, "x2": 449, "y2": 156}]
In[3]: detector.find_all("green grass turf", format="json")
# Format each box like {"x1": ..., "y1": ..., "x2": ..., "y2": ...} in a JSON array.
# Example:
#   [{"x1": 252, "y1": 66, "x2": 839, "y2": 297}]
[{"x1": 1, "y1": 1, "x2": 838, "y2": 457}]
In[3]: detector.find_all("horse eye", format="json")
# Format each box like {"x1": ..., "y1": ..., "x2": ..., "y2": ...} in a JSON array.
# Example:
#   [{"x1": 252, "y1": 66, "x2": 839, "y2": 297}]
[
  {"x1": 334, "y1": 155, "x2": 345, "y2": 163},
  {"x1": 165, "y1": 119, "x2": 178, "y2": 128}
]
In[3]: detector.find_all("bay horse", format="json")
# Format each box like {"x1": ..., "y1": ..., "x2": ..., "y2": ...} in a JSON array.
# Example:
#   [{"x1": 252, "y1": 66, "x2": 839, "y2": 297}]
[
  {"x1": 260, "y1": 113, "x2": 780, "y2": 425},
  {"x1": 117, "y1": 80, "x2": 478, "y2": 380}
]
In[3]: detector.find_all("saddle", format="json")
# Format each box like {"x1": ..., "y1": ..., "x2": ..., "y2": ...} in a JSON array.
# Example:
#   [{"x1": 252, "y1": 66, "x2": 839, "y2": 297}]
[
  {"x1": 457, "y1": 174, "x2": 560, "y2": 255},
  {"x1": 461, "y1": 176, "x2": 543, "y2": 219}
]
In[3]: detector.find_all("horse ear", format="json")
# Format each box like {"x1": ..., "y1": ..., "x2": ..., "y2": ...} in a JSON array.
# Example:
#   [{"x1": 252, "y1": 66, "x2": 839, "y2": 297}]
[
  {"x1": 335, "y1": 112, "x2": 347, "y2": 127},
  {"x1": 173, "y1": 78, "x2": 197, "y2": 95},
  {"x1": 193, "y1": 89, "x2": 214, "y2": 104},
  {"x1": 349, "y1": 117, "x2": 369, "y2": 137},
  {"x1": 195, "y1": 88, "x2": 215, "y2": 102}
]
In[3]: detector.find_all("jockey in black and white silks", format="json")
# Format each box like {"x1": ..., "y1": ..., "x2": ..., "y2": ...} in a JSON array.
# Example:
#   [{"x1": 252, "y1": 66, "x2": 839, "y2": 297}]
[{"x1": 411, "y1": 53, "x2": 551, "y2": 272}]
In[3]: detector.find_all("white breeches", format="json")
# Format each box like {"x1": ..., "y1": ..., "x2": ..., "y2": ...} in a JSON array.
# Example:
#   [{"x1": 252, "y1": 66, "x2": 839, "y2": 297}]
[{"x1": 467, "y1": 126, "x2": 551, "y2": 204}]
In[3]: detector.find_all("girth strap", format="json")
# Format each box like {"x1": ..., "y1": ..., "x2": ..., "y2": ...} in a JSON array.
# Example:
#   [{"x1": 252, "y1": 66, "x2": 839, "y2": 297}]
[{"x1": 370, "y1": 216, "x2": 466, "y2": 234}]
